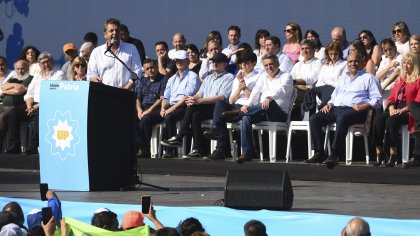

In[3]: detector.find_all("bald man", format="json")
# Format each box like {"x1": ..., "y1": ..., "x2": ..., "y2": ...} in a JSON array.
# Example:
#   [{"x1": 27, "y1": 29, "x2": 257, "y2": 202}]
[
  {"x1": 168, "y1": 33, "x2": 187, "y2": 59},
  {"x1": 331, "y1": 26, "x2": 350, "y2": 59},
  {"x1": 342, "y1": 217, "x2": 371, "y2": 236}
]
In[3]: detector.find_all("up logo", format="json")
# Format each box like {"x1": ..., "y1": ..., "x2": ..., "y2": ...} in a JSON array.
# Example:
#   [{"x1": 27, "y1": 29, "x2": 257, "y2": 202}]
[{"x1": 45, "y1": 111, "x2": 80, "y2": 161}]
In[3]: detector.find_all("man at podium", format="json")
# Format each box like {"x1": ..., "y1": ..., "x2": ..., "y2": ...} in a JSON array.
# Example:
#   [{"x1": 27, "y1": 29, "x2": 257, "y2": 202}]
[{"x1": 87, "y1": 18, "x2": 142, "y2": 89}]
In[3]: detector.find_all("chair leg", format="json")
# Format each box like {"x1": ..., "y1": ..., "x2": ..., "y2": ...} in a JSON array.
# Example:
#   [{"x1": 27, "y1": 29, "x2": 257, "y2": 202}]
[
  {"x1": 402, "y1": 125, "x2": 409, "y2": 163},
  {"x1": 307, "y1": 127, "x2": 312, "y2": 159},
  {"x1": 258, "y1": 130, "x2": 263, "y2": 161},
  {"x1": 324, "y1": 128, "x2": 330, "y2": 155},
  {"x1": 150, "y1": 125, "x2": 158, "y2": 158},
  {"x1": 158, "y1": 124, "x2": 163, "y2": 158},
  {"x1": 346, "y1": 131, "x2": 352, "y2": 165},
  {"x1": 270, "y1": 130, "x2": 277, "y2": 162},
  {"x1": 285, "y1": 127, "x2": 293, "y2": 162},
  {"x1": 364, "y1": 134, "x2": 369, "y2": 164},
  {"x1": 228, "y1": 128, "x2": 234, "y2": 158}
]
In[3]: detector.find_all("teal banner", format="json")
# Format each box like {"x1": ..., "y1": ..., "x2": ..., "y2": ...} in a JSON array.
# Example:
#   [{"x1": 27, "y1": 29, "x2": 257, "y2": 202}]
[{"x1": 40, "y1": 81, "x2": 90, "y2": 191}]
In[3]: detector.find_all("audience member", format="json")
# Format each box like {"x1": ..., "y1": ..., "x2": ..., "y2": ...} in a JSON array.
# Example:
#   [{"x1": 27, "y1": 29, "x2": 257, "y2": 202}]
[
  {"x1": 222, "y1": 26, "x2": 241, "y2": 64},
  {"x1": 223, "y1": 53, "x2": 293, "y2": 163},
  {"x1": 341, "y1": 217, "x2": 371, "y2": 236},
  {"x1": 2, "y1": 202, "x2": 25, "y2": 227},
  {"x1": 69, "y1": 56, "x2": 87, "y2": 81},
  {"x1": 253, "y1": 29, "x2": 270, "y2": 57},
  {"x1": 87, "y1": 18, "x2": 142, "y2": 89},
  {"x1": 61, "y1": 43, "x2": 78, "y2": 80},
  {"x1": 405, "y1": 100, "x2": 420, "y2": 168},
  {"x1": 135, "y1": 58, "x2": 167, "y2": 158},
  {"x1": 79, "y1": 42, "x2": 94, "y2": 62},
  {"x1": 372, "y1": 52, "x2": 420, "y2": 167},
  {"x1": 26, "y1": 209, "x2": 42, "y2": 234},
  {"x1": 410, "y1": 35, "x2": 420, "y2": 55},
  {"x1": 244, "y1": 220, "x2": 267, "y2": 236},
  {"x1": 0, "y1": 60, "x2": 33, "y2": 150},
  {"x1": 91, "y1": 208, "x2": 119, "y2": 231},
  {"x1": 301, "y1": 29, "x2": 325, "y2": 62},
  {"x1": 161, "y1": 53, "x2": 233, "y2": 158},
  {"x1": 358, "y1": 30, "x2": 381, "y2": 67},
  {"x1": 283, "y1": 22, "x2": 302, "y2": 64},
  {"x1": 19, "y1": 46, "x2": 41, "y2": 76},
  {"x1": 0, "y1": 56, "x2": 12, "y2": 86},
  {"x1": 84, "y1": 32, "x2": 98, "y2": 47},
  {"x1": 120, "y1": 24, "x2": 147, "y2": 64},
  {"x1": 349, "y1": 40, "x2": 376, "y2": 74},
  {"x1": 198, "y1": 40, "x2": 222, "y2": 82},
  {"x1": 392, "y1": 21, "x2": 411, "y2": 55},
  {"x1": 185, "y1": 44, "x2": 202, "y2": 74},
  {"x1": 331, "y1": 26, "x2": 350, "y2": 59},
  {"x1": 306, "y1": 52, "x2": 382, "y2": 168},
  {"x1": 156, "y1": 41, "x2": 177, "y2": 78},
  {"x1": 203, "y1": 52, "x2": 259, "y2": 160},
  {"x1": 255, "y1": 36, "x2": 293, "y2": 74},
  {"x1": 6, "y1": 52, "x2": 65, "y2": 155},
  {"x1": 156, "y1": 227, "x2": 180, "y2": 236},
  {"x1": 160, "y1": 51, "x2": 201, "y2": 158},
  {"x1": 168, "y1": 33, "x2": 187, "y2": 60},
  {"x1": 178, "y1": 217, "x2": 206, "y2": 236},
  {"x1": 199, "y1": 30, "x2": 223, "y2": 59}
]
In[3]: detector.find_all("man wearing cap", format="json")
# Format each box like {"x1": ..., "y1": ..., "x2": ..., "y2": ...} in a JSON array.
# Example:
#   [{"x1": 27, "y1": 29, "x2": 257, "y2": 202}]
[
  {"x1": 204, "y1": 52, "x2": 259, "y2": 160},
  {"x1": 255, "y1": 36, "x2": 293, "y2": 74},
  {"x1": 62, "y1": 43, "x2": 78, "y2": 80},
  {"x1": 168, "y1": 33, "x2": 187, "y2": 60},
  {"x1": 87, "y1": 18, "x2": 142, "y2": 89},
  {"x1": 121, "y1": 207, "x2": 163, "y2": 231},
  {"x1": 135, "y1": 59, "x2": 167, "y2": 158},
  {"x1": 224, "y1": 53, "x2": 294, "y2": 163},
  {"x1": 160, "y1": 50, "x2": 200, "y2": 158},
  {"x1": 161, "y1": 52, "x2": 233, "y2": 158}
]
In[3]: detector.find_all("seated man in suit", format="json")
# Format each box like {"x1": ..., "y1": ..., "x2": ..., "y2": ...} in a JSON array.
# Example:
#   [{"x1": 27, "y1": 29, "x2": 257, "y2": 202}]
[
  {"x1": 223, "y1": 53, "x2": 294, "y2": 163},
  {"x1": 306, "y1": 52, "x2": 382, "y2": 168}
]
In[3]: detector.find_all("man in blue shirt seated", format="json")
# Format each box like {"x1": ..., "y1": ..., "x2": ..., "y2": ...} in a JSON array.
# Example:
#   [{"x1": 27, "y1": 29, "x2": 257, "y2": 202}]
[
  {"x1": 135, "y1": 59, "x2": 168, "y2": 158},
  {"x1": 306, "y1": 52, "x2": 382, "y2": 168},
  {"x1": 161, "y1": 53, "x2": 234, "y2": 158}
]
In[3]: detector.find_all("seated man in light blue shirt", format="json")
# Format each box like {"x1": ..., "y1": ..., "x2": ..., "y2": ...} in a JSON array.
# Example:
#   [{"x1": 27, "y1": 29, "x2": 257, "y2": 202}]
[
  {"x1": 307, "y1": 52, "x2": 382, "y2": 168},
  {"x1": 161, "y1": 53, "x2": 234, "y2": 158},
  {"x1": 160, "y1": 50, "x2": 201, "y2": 157}
]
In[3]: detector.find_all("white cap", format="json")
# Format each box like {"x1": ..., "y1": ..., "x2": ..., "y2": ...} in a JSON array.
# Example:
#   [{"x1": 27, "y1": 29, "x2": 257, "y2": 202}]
[{"x1": 172, "y1": 50, "x2": 188, "y2": 60}]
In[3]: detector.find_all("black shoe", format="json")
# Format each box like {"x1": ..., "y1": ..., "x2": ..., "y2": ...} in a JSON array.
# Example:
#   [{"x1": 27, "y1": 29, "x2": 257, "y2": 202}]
[
  {"x1": 222, "y1": 110, "x2": 240, "y2": 122},
  {"x1": 5, "y1": 146, "x2": 21, "y2": 154},
  {"x1": 304, "y1": 152, "x2": 326, "y2": 163},
  {"x1": 385, "y1": 154, "x2": 398, "y2": 167},
  {"x1": 187, "y1": 149, "x2": 203, "y2": 158},
  {"x1": 136, "y1": 149, "x2": 151, "y2": 158},
  {"x1": 161, "y1": 152, "x2": 174, "y2": 159},
  {"x1": 325, "y1": 154, "x2": 339, "y2": 169},
  {"x1": 25, "y1": 148, "x2": 38, "y2": 155},
  {"x1": 161, "y1": 136, "x2": 182, "y2": 147},
  {"x1": 236, "y1": 154, "x2": 253, "y2": 164},
  {"x1": 403, "y1": 157, "x2": 420, "y2": 168},
  {"x1": 373, "y1": 153, "x2": 386, "y2": 167},
  {"x1": 203, "y1": 128, "x2": 219, "y2": 140},
  {"x1": 207, "y1": 150, "x2": 225, "y2": 160}
]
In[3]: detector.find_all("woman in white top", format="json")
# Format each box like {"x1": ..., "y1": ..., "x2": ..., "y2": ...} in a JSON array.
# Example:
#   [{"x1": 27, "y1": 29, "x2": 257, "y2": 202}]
[
  {"x1": 20, "y1": 46, "x2": 41, "y2": 77},
  {"x1": 391, "y1": 21, "x2": 411, "y2": 55},
  {"x1": 314, "y1": 41, "x2": 346, "y2": 108},
  {"x1": 358, "y1": 30, "x2": 382, "y2": 67},
  {"x1": 253, "y1": 29, "x2": 270, "y2": 57}
]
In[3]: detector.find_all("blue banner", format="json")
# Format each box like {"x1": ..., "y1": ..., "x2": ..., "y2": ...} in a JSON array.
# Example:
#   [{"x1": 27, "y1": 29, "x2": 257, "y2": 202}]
[{"x1": 40, "y1": 81, "x2": 90, "y2": 191}]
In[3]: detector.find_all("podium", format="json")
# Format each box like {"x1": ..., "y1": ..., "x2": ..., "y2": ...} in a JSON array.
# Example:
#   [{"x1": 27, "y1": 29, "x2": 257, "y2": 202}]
[{"x1": 40, "y1": 81, "x2": 135, "y2": 191}]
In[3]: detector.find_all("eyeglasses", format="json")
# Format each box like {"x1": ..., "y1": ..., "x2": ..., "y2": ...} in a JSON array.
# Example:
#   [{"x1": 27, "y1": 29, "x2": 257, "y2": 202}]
[
  {"x1": 75, "y1": 64, "x2": 86, "y2": 68},
  {"x1": 284, "y1": 29, "x2": 295, "y2": 34},
  {"x1": 392, "y1": 29, "x2": 402, "y2": 34},
  {"x1": 359, "y1": 35, "x2": 368, "y2": 40}
]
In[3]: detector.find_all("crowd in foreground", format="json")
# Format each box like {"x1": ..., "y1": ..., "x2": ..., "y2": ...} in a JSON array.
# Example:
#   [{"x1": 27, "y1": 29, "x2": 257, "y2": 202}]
[
  {"x1": 0, "y1": 194, "x2": 372, "y2": 236},
  {"x1": 1, "y1": 18, "x2": 420, "y2": 168}
]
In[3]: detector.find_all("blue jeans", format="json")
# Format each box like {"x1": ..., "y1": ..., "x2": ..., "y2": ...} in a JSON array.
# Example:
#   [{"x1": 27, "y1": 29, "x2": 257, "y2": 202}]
[{"x1": 241, "y1": 100, "x2": 287, "y2": 156}]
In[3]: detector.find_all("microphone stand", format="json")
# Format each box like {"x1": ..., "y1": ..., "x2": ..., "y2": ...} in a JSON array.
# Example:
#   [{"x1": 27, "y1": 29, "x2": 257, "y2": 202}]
[{"x1": 106, "y1": 44, "x2": 169, "y2": 191}]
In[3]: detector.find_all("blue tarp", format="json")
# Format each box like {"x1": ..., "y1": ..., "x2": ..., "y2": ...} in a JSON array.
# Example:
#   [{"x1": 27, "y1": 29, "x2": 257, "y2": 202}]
[{"x1": 1, "y1": 196, "x2": 419, "y2": 235}]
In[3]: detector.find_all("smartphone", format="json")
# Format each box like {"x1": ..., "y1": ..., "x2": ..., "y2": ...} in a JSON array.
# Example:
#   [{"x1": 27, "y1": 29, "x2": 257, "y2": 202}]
[
  {"x1": 42, "y1": 207, "x2": 53, "y2": 225},
  {"x1": 40, "y1": 183, "x2": 48, "y2": 201},
  {"x1": 141, "y1": 195, "x2": 151, "y2": 214}
]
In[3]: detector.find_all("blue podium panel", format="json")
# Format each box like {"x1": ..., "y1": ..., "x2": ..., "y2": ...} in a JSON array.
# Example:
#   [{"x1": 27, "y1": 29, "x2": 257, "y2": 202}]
[{"x1": 40, "y1": 81, "x2": 90, "y2": 191}]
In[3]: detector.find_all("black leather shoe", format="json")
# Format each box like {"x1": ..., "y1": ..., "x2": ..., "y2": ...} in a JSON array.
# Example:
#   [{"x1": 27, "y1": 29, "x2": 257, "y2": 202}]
[
  {"x1": 373, "y1": 153, "x2": 386, "y2": 167},
  {"x1": 403, "y1": 157, "x2": 420, "y2": 168},
  {"x1": 222, "y1": 110, "x2": 240, "y2": 122},
  {"x1": 236, "y1": 154, "x2": 253, "y2": 164},
  {"x1": 5, "y1": 146, "x2": 21, "y2": 154},
  {"x1": 207, "y1": 150, "x2": 225, "y2": 160},
  {"x1": 203, "y1": 128, "x2": 219, "y2": 140},
  {"x1": 304, "y1": 152, "x2": 326, "y2": 164},
  {"x1": 325, "y1": 154, "x2": 339, "y2": 169},
  {"x1": 385, "y1": 154, "x2": 398, "y2": 167}
]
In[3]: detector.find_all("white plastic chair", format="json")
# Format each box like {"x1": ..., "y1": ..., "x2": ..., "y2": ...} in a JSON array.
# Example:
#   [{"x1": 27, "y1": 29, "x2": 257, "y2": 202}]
[
  {"x1": 285, "y1": 111, "x2": 313, "y2": 162},
  {"x1": 324, "y1": 110, "x2": 373, "y2": 165},
  {"x1": 252, "y1": 88, "x2": 297, "y2": 163},
  {"x1": 155, "y1": 121, "x2": 186, "y2": 158},
  {"x1": 401, "y1": 124, "x2": 410, "y2": 163}
]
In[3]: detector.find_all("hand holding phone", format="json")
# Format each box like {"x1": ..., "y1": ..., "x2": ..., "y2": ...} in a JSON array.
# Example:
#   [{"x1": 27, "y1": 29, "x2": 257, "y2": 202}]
[
  {"x1": 42, "y1": 207, "x2": 53, "y2": 225},
  {"x1": 141, "y1": 195, "x2": 151, "y2": 214}
]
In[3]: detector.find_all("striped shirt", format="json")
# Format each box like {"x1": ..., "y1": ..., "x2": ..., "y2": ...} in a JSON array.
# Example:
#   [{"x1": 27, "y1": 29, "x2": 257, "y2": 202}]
[{"x1": 197, "y1": 71, "x2": 234, "y2": 99}]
